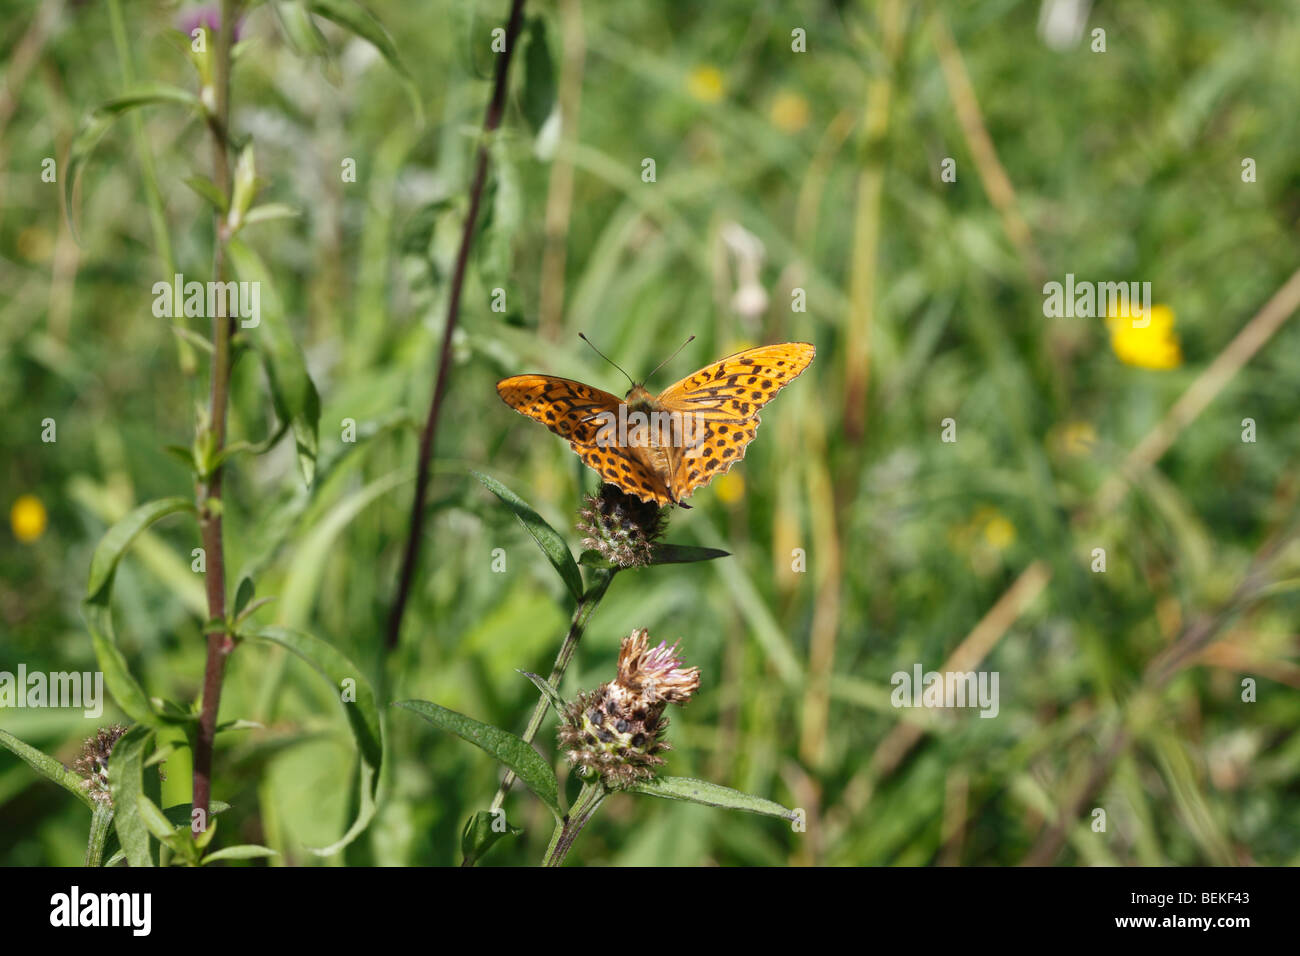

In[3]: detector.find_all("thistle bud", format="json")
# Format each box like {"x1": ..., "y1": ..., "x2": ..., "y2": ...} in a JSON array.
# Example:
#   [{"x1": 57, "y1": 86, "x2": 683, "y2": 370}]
[
  {"x1": 73, "y1": 725, "x2": 129, "y2": 805},
  {"x1": 577, "y1": 483, "x2": 666, "y2": 568},
  {"x1": 558, "y1": 629, "x2": 700, "y2": 788}
]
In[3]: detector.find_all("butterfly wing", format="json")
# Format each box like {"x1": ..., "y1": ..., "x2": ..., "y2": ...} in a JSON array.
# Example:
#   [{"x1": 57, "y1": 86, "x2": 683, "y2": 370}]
[
  {"x1": 496, "y1": 374, "x2": 620, "y2": 444},
  {"x1": 655, "y1": 343, "x2": 814, "y2": 500},
  {"x1": 496, "y1": 374, "x2": 675, "y2": 505}
]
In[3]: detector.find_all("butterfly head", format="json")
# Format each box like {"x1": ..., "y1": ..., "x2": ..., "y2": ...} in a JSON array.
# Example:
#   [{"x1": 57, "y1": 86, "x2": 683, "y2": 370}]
[{"x1": 624, "y1": 384, "x2": 655, "y2": 407}]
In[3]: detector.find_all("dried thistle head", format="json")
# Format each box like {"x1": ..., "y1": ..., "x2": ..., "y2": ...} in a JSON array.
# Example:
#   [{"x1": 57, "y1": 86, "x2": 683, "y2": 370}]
[
  {"x1": 73, "y1": 724, "x2": 129, "y2": 805},
  {"x1": 558, "y1": 629, "x2": 700, "y2": 788},
  {"x1": 577, "y1": 483, "x2": 667, "y2": 568}
]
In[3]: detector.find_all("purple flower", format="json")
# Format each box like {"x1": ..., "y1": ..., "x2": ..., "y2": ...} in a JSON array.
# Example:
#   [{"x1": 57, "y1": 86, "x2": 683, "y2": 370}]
[{"x1": 178, "y1": 5, "x2": 243, "y2": 42}]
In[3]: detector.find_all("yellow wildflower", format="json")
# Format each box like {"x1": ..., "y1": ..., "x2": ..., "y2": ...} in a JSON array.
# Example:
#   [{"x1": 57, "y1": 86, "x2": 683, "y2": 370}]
[
  {"x1": 11, "y1": 494, "x2": 48, "y2": 543},
  {"x1": 686, "y1": 66, "x2": 725, "y2": 103},
  {"x1": 1107, "y1": 303, "x2": 1182, "y2": 370},
  {"x1": 973, "y1": 506, "x2": 1015, "y2": 551},
  {"x1": 769, "y1": 92, "x2": 809, "y2": 133},
  {"x1": 715, "y1": 472, "x2": 745, "y2": 505}
]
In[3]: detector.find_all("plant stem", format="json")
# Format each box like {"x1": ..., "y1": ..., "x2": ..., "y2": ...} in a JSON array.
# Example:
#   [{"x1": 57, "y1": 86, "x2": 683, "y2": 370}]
[
  {"x1": 460, "y1": 566, "x2": 615, "y2": 866},
  {"x1": 493, "y1": 568, "x2": 613, "y2": 809},
  {"x1": 386, "y1": 0, "x2": 529, "y2": 650},
  {"x1": 541, "y1": 779, "x2": 607, "y2": 867},
  {"x1": 192, "y1": 0, "x2": 237, "y2": 828},
  {"x1": 84, "y1": 804, "x2": 114, "y2": 867}
]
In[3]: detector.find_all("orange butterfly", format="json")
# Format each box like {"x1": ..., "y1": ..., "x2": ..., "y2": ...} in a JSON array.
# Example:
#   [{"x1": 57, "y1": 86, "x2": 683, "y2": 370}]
[{"x1": 496, "y1": 340, "x2": 815, "y2": 506}]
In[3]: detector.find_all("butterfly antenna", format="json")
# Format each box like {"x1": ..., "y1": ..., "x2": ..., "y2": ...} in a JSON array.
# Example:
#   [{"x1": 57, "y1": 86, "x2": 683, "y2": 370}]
[
  {"x1": 579, "y1": 332, "x2": 636, "y2": 388},
  {"x1": 644, "y1": 335, "x2": 696, "y2": 382}
]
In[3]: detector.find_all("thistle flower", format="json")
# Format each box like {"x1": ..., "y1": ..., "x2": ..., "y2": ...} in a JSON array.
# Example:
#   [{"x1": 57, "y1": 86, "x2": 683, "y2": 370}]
[
  {"x1": 73, "y1": 725, "x2": 129, "y2": 805},
  {"x1": 577, "y1": 483, "x2": 667, "y2": 568},
  {"x1": 558, "y1": 629, "x2": 700, "y2": 788}
]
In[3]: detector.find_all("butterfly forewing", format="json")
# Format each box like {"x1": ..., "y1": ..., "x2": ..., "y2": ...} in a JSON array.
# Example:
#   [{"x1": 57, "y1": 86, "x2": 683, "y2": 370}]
[
  {"x1": 655, "y1": 342, "x2": 816, "y2": 422},
  {"x1": 495, "y1": 375, "x2": 620, "y2": 444}
]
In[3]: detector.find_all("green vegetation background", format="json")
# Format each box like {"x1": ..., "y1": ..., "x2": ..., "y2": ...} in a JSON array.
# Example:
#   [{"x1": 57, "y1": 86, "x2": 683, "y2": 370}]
[{"x1": 2, "y1": 0, "x2": 1299, "y2": 865}]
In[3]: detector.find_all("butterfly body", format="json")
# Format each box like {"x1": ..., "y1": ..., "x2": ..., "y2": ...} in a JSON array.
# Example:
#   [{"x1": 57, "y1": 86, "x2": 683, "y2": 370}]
[{"x1": 497, "y1": 342, "x2": 815, "y2": 506}]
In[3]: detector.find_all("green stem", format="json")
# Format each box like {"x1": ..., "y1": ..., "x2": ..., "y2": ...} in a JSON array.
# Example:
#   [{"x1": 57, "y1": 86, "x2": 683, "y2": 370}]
[
  {"x1": 487, "y1": 568, "x2": 615, "y2": 810},
  {"x1": 84, "y1": 804, "x2": 114, "y2": 867},
  {"x1": 542, "y1": 779, "x2": 607, "y2": 867}
]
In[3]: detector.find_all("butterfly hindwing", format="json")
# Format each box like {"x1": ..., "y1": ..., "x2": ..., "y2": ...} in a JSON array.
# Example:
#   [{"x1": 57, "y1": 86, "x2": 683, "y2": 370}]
[
  {"x1": 669, "y1": 417, "x2": 759, "y2": 500},
  {"x1": 575, "y1": 445, "x2": 674, "y2": 506}
]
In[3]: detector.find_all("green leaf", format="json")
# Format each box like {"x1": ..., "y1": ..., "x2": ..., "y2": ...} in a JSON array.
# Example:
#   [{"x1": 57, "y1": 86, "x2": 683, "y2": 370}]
[
  {"x1": 201, "y1": 844, "x2": 278, "y2": 864},
  {"x1": 246, "y1": 627, "x2": 383, "y2": 855},
  {"x1": 65, "y1": 85, "x2": 202, "y2": 240},
  {"x1": 0, "y1": 729, "x2": 95, "y2": 810},
  {"x1": 649, "y1": 544, "x2": 731, "y2": 565},
  {"x1": 87, "y1": 497, "x2": 195, "y2": 601},
  {"x1": 136, "y1": 793, "x2": 186, "y2": 853},
  {"x1": 96, "y1": 85, "x2": 201, "y2": 115},
  {"x1": 521, "y1": 16, "x2": 556, "y2": 133},
  {"x1": 270, "y1": 0, "x2": 329, "y2": 57},
  {"x1": 627, "y1": 776, "x2": 798, "y2": 821},
  {"x1": 184, "y1": 175, "x2": 229, "y2": 212},
  {"x1": 227, "y1": 238, "x2": 320, "y2": 485},
  {"x1": 577, "y1": 548, "x2": 612, "y2": 568},
  {"x1": 85, "y1": 804, "x2": 115, "y2": 867},
  {"x1": 233, "y1": 576, "x2": 256, "y2": 619},
  {"x1": 471, "y1": 470, "x2": 584, "y2": 604},
  {"x1": 102, "y1": 801, "x2": 230, "y2": 867},
  {"x1": 242, "y1": 203, "x2": 301, "y2": 227},
  {"x1": 518, "y1": 670, "x2": 567, "y2": 716},
  {"x1": 308, "y1": 0, "x2": 423, "y2": 122},
  {"x1": 394, "y1": 699, "x2": 562, "y2": 822},
  {"x1": 82, "y1": 602, "x2": 165, "y2": 728},
  {"x1": 460, "y1": 809, "x2": 521, "y2": 866},
  {"x1": 107, "y1": 726, "x2": 155, "y2": 867}
]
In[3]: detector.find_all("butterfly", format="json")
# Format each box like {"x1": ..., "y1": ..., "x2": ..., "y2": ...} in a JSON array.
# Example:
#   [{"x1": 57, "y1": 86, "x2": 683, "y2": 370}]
[{"x1": 496, "y1": 340, "x2": 815, "y2": 506}]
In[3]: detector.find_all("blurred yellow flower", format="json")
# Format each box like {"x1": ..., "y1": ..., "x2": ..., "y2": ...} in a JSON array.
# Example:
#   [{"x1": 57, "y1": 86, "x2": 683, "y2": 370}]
[
  {"x1": 686, "y1": 65, "x2": 725, "y2": 103},
  {"x1": 769, "y1": 92, "x2": 809, "y2": 133},
  {"x1": 1056, "y1": 420, "x2": 1097, "y2": 456},
  {"x1": 1107, "y1": 303, "x2": 1182, "y2": 370},
  {"x1": 11, "y1": 494, "x2": 48, "y2": 543},
  {"x1": 977, "y1": 507, "x2": 1016, "y2": 550},
  {"x1": 715, "y1": 471, "x2": 745, "y2": 505}
]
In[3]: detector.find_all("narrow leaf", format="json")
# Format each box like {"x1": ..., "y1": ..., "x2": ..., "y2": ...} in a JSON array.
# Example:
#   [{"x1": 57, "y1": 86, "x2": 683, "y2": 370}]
[
  {"x1": 246, "y1": 627, "x2": 383, "y2": 855},
  {"x1": 0, "y1": 728, "x2": 95, "y2": 810},
  {"x1": 394, "y1": 699, "x2": 562, "y2": 821},
  {"x1": 460, "y1": 809, "x2": 521, "y2": 866},
  {"x1": 627, "y1": 776, "x2": 798, "y2": 821},
  {"x1": 649, "y1": 543, "x2": 731, "y2": 566},
  {"x1": 471, "y1": 471, "x2": 584, "y2": 604},
  {"x1": 65, "y1": 86, "x2": 201, "y2": 240},
  {"x1": 202, "y1": 844, "x2": 278, "y2": 863},
  {"x1": 86, "y1": 497, "x2": 195, "y2": 600},
  {"x1": 82, "y1": 601, "x2": 164, "y2": 728},
  {"x1": 107, "y1": 726, "x2": 155, "y2": 867},
  {"x1": 519, "y1": 670, "x2": 566, "y2": 716},
  {"x1": 308, "y1": 0, "x2": 423, "y2": 121},
  {"x1": 227, "y1": 238, "x2": 320, "y2": 485}
]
